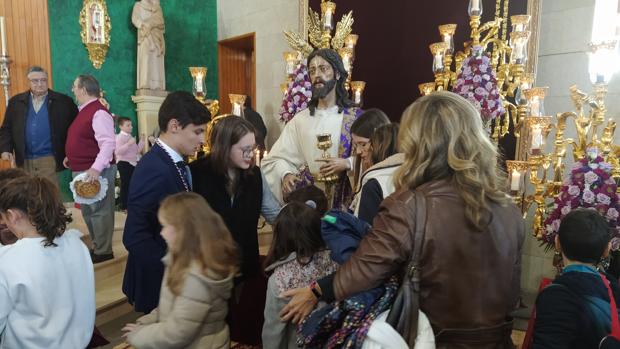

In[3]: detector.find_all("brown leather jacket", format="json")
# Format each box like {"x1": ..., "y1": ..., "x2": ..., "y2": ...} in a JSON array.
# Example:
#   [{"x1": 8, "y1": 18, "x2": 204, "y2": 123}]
[{"x1": 334, "y1": 180, "x2": 524, "y2": 348}]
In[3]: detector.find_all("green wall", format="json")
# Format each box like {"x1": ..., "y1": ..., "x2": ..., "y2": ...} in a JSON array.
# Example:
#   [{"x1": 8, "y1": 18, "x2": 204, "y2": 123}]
[{"x1": 48, "y1": 0, "x2": 218, "y2": 200}]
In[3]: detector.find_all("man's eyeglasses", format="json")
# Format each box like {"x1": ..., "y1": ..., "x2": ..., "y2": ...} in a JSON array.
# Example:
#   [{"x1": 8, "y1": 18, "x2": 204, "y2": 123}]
[
  {"x1": 239, "y1": 145, "x2": 258, "y2": 158},
  {"x1": 29, "y1": 78, "x2": 48, "y2": 84}
]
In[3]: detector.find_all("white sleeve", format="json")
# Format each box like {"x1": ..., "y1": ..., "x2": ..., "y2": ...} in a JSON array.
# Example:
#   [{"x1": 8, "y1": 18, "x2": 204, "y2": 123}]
[
  {"x1": 0, "y1": 278, "x2": 10, "y2": 335},
  {"x1": 261, "y1": 119, "x2": 304, "y2": 202}
]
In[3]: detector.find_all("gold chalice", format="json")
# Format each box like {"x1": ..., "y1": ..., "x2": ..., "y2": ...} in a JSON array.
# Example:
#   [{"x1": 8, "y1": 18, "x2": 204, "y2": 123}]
[{"x1": 315, "y1": 133, "x2": 340, "y2": 183}]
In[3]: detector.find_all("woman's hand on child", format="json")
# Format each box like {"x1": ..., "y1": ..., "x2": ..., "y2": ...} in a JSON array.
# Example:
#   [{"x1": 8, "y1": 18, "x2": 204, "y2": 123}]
[
  {"x1": 279, "y1": 286, "x2": 317, "y2": 324},
  {"x1": 121, "y1": 323, "x2": 140, "y2": 338}
]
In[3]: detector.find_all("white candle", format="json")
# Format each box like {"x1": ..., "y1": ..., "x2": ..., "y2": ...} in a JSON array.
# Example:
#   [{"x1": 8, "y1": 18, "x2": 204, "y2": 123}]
[
  {"x1": 0, "y1": 17, "x2": 7, "y2": 56},
  {"x1": 195, "y1": 76, "x2": 204, "y2": 93},
  {"x1": 255, "y1": 149, "x2": 261, "y2": 167},
  {"x1": 510, "y1": 169, "x2": 521, "y2": 191},
  {"x1": 354, "y1": 90, "x2": 361, "y2": 104},
  {"x1": 530, "y1": 126, "x2": 543, "y2": 150},
  {"x1": 233, "y1": 103, "x2": 241, "y2": 116},
  {"x1": 530, "y1": 97, "x2": 541, "y2": 116},
  {"x1": 433, "y1": 53, "x2": 444, "y2": 72},
  {"x1": 343, "y1": 54, "x2": 351, "y2": 72},
  {"x1": 471, "y1": 0, "x2": 480, "y2": 12},
  {"x1": 324, "y1": 11, "x2": 333, "y2": 30}
]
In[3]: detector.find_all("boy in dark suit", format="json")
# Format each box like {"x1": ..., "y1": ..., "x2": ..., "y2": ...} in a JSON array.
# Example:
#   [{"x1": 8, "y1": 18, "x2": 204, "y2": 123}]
[{"x1": 122, "y1": 91, "x2": 210, "y2": 313}]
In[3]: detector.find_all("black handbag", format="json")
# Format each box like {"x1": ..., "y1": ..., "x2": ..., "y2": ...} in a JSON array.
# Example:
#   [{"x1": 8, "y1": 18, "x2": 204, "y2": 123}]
[{"x1": 386, "y1": 189, "x2": 427, "y2": 347}]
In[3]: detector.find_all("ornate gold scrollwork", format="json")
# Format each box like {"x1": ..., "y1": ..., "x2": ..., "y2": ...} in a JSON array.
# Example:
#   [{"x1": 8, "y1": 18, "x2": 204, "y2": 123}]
[{"x1": 79, "y1": 0, "x2": 111, "y2": 69}]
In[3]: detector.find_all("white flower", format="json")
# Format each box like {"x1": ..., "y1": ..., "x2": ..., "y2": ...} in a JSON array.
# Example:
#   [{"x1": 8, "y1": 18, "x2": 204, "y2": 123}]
[
  {"x1": 597, "y1": 193, "x2": 611, "y2": 205},
  {"x1": 607, "y1": 207, "x2": 619, "y2": 220},
  {"x1": 583, "y1": 189, "x2": 596, "y2": 203},
  {"x1": 584, "y1": 171, "x2": 599, "y2": 184},
  {"x1": 561, "y1": 205, "x2": 572, "y2": 216},
  {"x1": 568, "y1": 185, "x2": 580, "y2": 196}
]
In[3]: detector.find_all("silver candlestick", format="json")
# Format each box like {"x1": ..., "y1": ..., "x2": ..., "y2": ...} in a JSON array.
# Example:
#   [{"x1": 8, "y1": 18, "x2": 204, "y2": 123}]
[{"x1": 0, "y1": 54, "x2": 11, "y2": 107}]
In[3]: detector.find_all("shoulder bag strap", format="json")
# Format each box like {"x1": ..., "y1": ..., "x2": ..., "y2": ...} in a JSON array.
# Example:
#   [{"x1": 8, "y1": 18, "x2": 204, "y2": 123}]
[{"x1": 406, "y1": 189, "x2": 428, "y2": 340}]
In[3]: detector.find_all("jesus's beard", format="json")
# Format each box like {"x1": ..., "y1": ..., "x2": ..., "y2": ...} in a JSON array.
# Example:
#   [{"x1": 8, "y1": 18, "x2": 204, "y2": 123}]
[{"x1": 311, "y1": 78, "x2": 337, "y2": 99}]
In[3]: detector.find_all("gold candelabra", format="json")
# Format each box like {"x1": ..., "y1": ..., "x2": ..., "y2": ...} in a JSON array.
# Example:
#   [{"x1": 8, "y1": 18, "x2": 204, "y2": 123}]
[
  {"x1": 506, "y1": 40, "x2": 619, "y2": 239},
  {"x1": 424, "y1": 0, "x2": 533, "y2": 144},
  {"x1": 188, "y1": 66, "x2": 220, "y2": 155}
]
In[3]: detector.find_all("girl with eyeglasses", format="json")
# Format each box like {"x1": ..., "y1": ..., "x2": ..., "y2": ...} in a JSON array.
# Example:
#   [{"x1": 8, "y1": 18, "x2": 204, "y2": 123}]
[{"x1": 189, "y1": 115, "x2": 280, "y2": 346}]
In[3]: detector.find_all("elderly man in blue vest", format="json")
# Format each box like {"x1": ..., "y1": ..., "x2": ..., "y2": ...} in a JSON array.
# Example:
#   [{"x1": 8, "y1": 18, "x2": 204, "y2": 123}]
[{"x1": 0, "y1": 66, "x2": 78, "y2": 184}]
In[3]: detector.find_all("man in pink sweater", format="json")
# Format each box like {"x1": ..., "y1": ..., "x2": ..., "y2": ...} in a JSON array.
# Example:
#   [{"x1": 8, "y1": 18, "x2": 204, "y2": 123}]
[
  {"x1": 65, "y1": 74, "x2": 116, "y2": 263},
  {"x1": 115, "y1": 117, "x2": 144, "y2": 211}
]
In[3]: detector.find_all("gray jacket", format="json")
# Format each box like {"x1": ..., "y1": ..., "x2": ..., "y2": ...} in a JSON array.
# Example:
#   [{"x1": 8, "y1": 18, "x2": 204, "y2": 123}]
[{"x1": 262, "y1": 250, "x2": 338, "y2": 349}]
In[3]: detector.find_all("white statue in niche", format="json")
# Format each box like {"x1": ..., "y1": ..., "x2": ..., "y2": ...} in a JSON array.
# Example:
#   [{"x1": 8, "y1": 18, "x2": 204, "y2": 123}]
[{"x1": 132, "y1": 0, "x2": 166, "y2": 91}]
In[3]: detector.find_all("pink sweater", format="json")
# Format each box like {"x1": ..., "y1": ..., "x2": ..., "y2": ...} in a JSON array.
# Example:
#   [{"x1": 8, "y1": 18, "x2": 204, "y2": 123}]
[{"x1": 115, "y1": 131, "x2": 144, "y2": 166}]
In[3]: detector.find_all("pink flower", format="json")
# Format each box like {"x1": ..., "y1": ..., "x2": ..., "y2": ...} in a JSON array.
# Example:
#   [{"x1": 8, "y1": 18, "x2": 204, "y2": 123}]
[
  {"x1": 608, "y1": 208, "x2": 619, "y2": 220},
  {"x1": 584, "y1": 171, "x2": 599, "y2": 184},
  {"x1": 567, "y1": 185, "x2": 580, "y2": 196},
  {"x1": 552, "y1": 219, "x2": 561, "y2": 232},
  {"x1": 583, "y1": 189, "x2": 596, "y2": 204},
  {"x1": 597, "y1": 193, "x2": 612, "y2": 205},
  {"x1": 612, "y1": 237, "x2": 620, "y2": 251},
  {"x1": 561, "y1": 205, "x2": 572, "y2": 216}
]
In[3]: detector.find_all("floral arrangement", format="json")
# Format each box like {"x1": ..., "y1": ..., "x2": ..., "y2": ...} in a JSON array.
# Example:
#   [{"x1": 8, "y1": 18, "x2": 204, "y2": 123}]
[
  {"x1": 279, "y1": 63, "x2": 313, "y2": 123},
  {"x1": 543, "y1": 148, "x2": 620, "y2": 250},
  {"x1": 452, "y1": 46, "x2": 505, "y2": 125}
]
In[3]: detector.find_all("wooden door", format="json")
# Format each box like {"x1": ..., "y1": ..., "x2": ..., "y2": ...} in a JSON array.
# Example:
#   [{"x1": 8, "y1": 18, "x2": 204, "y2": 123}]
[{"x1": 218, "y1": 33, "x2": 255, "y2": 114}]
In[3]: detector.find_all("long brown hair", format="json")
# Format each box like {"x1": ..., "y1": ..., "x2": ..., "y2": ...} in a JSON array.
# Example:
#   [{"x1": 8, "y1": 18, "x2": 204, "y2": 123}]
[
  {"x1": 394, "y1": 91, "x2": 509, "y2": 231},
  {"x1": 208, "y1": 116, "x2": 256, "y2": 195},
  {"x1": 159, "y1": 192, "x2": 238, "y2": 296},
  {"x1": 0, "y1": 176, "x2": 72, "y2": 247},
  {"x1": 370, "y1": 123, "x2": 399, "y2": 164},
  {"x1": 351, "y1": 108, "x2": 391, "y2": 189}
]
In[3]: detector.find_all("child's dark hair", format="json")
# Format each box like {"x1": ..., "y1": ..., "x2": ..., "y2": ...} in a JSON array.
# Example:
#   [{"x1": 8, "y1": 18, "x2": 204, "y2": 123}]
[
  {"x1": 117, "y1": 116, "x2": 131, "y2": 127},
  {"x1": 558, "y1": 208, "x2": 610, "y2": 264},
  {"x1": 0, "y1": 176, "x2": 72, "y2": 247},
  {"x1": 264, "y1": 201, "x2": 326, "y2": 268},
  {"x1": 0, "y1": 168, "x2": 27, "y2": 184},
  {"x1": 284, "y1": 185, "x2": 328, "y2": 216}
]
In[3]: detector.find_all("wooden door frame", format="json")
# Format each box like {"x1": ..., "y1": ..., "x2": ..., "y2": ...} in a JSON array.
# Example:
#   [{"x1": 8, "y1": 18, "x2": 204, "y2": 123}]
[{"x1": 217, "y1": 32, "x2": 256, "y2": 109}]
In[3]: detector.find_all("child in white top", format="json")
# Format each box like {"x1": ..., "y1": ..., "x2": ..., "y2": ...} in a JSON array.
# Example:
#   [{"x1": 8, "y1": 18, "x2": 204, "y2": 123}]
[{"x1": 0, "y1": 176, "x2": 95, "y2": 348}]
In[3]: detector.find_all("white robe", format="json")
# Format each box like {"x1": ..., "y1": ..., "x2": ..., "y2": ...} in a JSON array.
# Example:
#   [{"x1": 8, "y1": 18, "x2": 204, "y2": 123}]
[
  {"x1": 262, "y1": 106, "x2": 344, "y2": 202},
  {"x1": 0, "y1": 230, "x2": 95, "y2": 349}
]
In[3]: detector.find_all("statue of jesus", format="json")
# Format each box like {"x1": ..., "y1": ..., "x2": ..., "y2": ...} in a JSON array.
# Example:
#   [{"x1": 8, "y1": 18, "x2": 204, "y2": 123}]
[
  {"x1": 132, "y1": 0, "x2": 166, "y2": 91},
  {"x1": 262, "y1": 49, "x2": 361, "y2": 209}
]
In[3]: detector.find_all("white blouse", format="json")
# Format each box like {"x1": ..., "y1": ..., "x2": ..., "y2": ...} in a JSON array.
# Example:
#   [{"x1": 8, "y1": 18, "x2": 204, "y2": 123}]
[{"x1": 0, "y1": 229, "x2": 95, "y2": 348}]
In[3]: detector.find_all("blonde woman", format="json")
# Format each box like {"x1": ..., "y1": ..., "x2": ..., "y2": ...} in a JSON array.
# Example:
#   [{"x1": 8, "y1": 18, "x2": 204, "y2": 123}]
[
  {"x1": 122, "y1": 192, "x2": 237, "y2": 349},
  {"x1": 281, "y1": 91, "x2": 524, "y2": 349}
]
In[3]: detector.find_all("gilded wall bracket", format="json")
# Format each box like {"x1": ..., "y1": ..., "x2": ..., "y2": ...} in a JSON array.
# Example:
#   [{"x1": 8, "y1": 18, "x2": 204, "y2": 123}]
[{"x1": 79, "y1": 0, "x2": 111, "y2": 69}]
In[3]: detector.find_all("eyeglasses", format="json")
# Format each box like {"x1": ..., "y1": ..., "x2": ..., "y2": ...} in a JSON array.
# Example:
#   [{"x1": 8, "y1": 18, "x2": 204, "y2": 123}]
[
  {"x1": 29, "y1": 78, "x2": 48, "y2": 84},
  {"x1": 239, "y1": 145, "x2": 258, "y2": 158},
  {"x1": 353, "y1": 140, "x2": 370, "y2": 149}
]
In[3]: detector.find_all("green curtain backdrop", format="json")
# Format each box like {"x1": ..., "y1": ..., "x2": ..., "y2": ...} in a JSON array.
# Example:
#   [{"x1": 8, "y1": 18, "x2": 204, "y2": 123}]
[{"x1": 48, "y1": 0, "x2": 218, "y2": 200}]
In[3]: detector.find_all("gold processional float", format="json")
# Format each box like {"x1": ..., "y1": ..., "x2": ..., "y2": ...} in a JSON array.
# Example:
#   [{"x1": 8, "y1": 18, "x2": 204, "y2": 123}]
[{"x1": 423, "y1": 0, "x2": 620, "y2": 251}]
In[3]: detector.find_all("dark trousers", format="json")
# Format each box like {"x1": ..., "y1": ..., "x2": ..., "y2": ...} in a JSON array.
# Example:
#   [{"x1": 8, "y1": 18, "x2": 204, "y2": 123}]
[{"x1": 117, "y1": 161, "x2": 135, "y2": 210}]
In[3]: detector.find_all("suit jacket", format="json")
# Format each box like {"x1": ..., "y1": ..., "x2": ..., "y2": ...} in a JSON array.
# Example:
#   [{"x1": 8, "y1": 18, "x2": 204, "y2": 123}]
[
  {"x1": 122, "y1": 143, "x2": 188, "y2": 249},
  {"x1": 0, "y1": 90, "x2": 78, "y2": 171}
]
